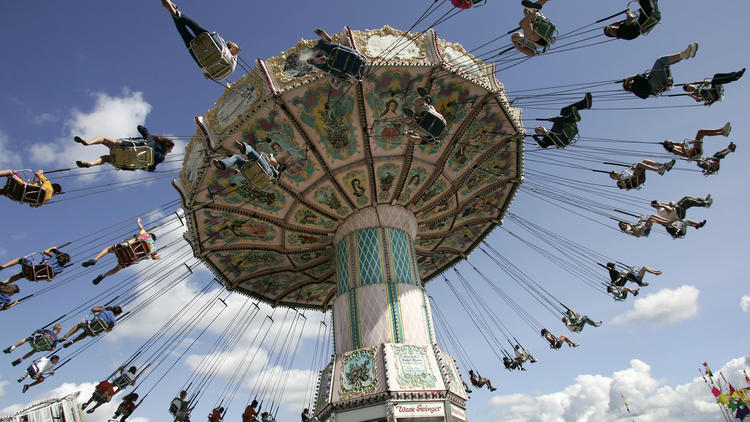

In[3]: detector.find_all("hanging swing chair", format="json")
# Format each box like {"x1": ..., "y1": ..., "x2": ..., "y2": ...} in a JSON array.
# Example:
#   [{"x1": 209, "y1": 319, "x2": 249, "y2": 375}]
[
  {"x1": 3, "y1": 170, "x2": 47, "y2": 207},
  {"x1": 189, "y1": 32, "x2": 236, "y2": 81}
]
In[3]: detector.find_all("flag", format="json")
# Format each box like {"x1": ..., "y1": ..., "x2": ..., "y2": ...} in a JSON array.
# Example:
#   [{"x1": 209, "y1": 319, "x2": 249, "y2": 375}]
[
  {"x1": 736, "y1": 406, "x2": 750, "y2": 420},
  {"x1": 745, "y1": 370, "x2": 750, "y2": 385},
  {"x1": 704, "y1": 362, "x2": 714, "y2": 378},
  {"x1": 729, "y1": 400, "x2": 739, "y2": 411},
  {"x1": 718, "y1": 393, "x2": 730, "y2": 405},
  {"x1": 621, "y1": 393, "x2": 630, "y2": 413},
  {"x1": 730, "y1": 383, "x2": 737, "y2": 395},
  {"x1": 712, "y1": 387, "x2": 721, "y2": 397}
]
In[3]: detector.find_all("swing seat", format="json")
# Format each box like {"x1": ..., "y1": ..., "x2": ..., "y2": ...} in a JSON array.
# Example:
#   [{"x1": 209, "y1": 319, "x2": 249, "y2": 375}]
[
  {"x1": 114, "y1": 240, "x2": 152, "y2": 267},
  {"x1": 29, "y1": 333, "x2": 56, "y2": 352},
  {"x1": 189, "y1": 32, "x2": 236, "y2": 81},
  {"x1": 239, "y1": 154, "x2": 278, "y2": 189},
  {"x1": 548, "y1": 121, "x2": 580, "y2": 148},
  {"x1": 3, "y1": 170, "x2": 46, "y2": 207},
  {"x1": 84, "y1": 318, "x2": 110, "y2": 337},
  {"x1": 633, "y1": 0, "x2": 661, "y2": 34},
  {"x1": 327, "y1": 46, "x2": 367, "y2": 81},
  {"x1": 112, "y1": 374, "x2": 133, "y2": 389},
  {"x1": 110, "y1": 145, "x2": 154, "y2": 170},
  {"x1": 21, "y1": 254, "x2": 56, "y2": 282},
  {"x1": 450, "y1": 0, "x2": 486, "y2": 9},
  {"x1": 412, "y1": 109, "x2": 448, "y2": 143},
  {"x1": 695, "y1": 83, "x2": 724, "y2": 105},
  {"x1": 517, "y1": 15, "x2": 558, "y2": 55}
]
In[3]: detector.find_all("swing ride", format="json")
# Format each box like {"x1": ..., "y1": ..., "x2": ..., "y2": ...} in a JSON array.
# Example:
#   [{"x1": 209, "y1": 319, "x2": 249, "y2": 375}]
[{"x1": 1, "y1": 0, "x2": 749, "y2": 421}]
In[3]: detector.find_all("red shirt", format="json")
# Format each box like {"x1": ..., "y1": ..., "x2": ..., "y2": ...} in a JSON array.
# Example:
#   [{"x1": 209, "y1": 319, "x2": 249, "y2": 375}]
[{"x1": 209, "y1": 408, "x2": 223, "y2": 422}]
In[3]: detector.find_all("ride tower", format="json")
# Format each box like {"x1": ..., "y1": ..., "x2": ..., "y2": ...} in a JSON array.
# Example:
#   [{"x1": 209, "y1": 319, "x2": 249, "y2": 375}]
[{"x1": 175, "y1": 26, "x2": 524, "y2": 422}]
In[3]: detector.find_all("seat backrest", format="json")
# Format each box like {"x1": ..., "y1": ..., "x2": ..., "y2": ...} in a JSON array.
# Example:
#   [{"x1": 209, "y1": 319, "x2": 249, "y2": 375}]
[
  {"x1": 85, "y1": 318, "x2": 110, "y2": 337},
  {"x1": 114, "y1": 240, "x2": 152, "y2": 266},
  {"x1": 240, "y1": 162, "x2": 274, "y2": 189},
  {"x1": 4, "y1": 173, "x2": 46, "y2": 206},
  {"x1": 328, "y1": 47, "x2": 366, "y2": 79},
  {"x1": 21, "y1": 263, "x2": 55, "y2": 282},
  {"x1": 30, "y1": 334, "x2": 55, "y2": 352},
  {"x1": 190, "y1": 32, "x2": 235, "y2": 81},
  {"x1": 416, "y1": 110, "x2": 448, "y2": 139},
  {"x1": 110, "y1": 146, "x2": 154, "y2": 170},
  {"x1": 532, "y1": 15, "x2": 557, "y2": 44},
  {"x1": 637, "y1": 0, "x2": 661, "y2": 34}
]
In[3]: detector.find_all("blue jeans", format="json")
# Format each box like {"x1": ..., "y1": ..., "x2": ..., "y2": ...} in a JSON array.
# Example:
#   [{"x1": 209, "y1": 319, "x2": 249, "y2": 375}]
[
  {"x1": 218, "y1": 142, "x2": 272, "y2": 175},
  {"x1": 171, "y1": 12, "x2": 209, "y2": 65},
  {"x1": 647, "y1": 56, "x2": 671, "y2": 93}
]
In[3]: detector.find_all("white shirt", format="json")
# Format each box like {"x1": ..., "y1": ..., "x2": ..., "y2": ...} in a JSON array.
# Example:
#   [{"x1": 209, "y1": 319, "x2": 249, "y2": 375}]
[
  {"x1": 656, "y1": 205, "x2": 679, "y2": 221},
  {"x1": 32, "y1": 356, "x2": 55, "y2": 376}
]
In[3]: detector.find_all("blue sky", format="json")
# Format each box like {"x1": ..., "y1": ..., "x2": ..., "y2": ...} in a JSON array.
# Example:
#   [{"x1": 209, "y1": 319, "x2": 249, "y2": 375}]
[{"x1": 0, "y1": 1, "x2": 749, "y2": 421}]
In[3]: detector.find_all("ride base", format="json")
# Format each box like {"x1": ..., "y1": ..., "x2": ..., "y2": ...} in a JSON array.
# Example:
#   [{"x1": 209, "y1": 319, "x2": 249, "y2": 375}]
[{"x1": 314, "y1": 205, "x2": 468, "y2": 422}]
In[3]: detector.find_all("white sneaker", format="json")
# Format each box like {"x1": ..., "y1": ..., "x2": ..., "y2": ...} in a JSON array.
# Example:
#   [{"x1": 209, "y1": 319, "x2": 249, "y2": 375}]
[
  {"x1": 680, "y1": 43, "x2": 698, "y2": 60},
  {"x1": 721, "y1": 122, "x2": 731, "y2": 137}
]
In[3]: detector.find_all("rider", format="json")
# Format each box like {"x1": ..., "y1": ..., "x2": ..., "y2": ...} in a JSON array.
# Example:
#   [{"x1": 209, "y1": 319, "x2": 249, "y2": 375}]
[
  {"x1": 213, "y1": 140, "x2": 284, "y2": 179},
  {"x1": 402, "y1": 87, "x2": 447, "y2": 145},
  {"x1": 541, "y1": 328, "x2": 578, "y2": 349},
  {"x1": 5, "y1": 324, "x2": 63, "y2": 366},
  {"x1": 651, "y1": 195, "x2": 712, "y2": 221},
  {"x1": 82, "y1": 218, "x2": 161, "y2": 285},
  {"x1": 533, "y1": 93, "x2": 592, "y2": 148},
  {"x1": 468, "y1": 369, "x2": 497, "y2": 391},
  {"x1": 683, "y1": 68, "x2": 745, "y2": 104},
  {"x1": 0, "y1": 169, "x2": 62, "y2": 206},
  {"x1": 243, "y1": 400, "x2": 260, "y2": 422},
  {"x1": 60, "y1": 305, "x2": 122, "y2": 348},
  {"x1": 81, "y1": 379, "x2": 117, "y2": 414},
  {"x1": 307, "y1": 28, "x2": 364, "y2": 81},
  {"x1": 170, "y1": 390, "x2": 194, "y2": 422},
  {"x1": 607, "y1": 284, "x2": 639, "y2": 301},
  {"x1": 0, "y1": 246, "x2": 71, "y2": 285},
  {"x1": 618, "y1": 217, "x2": 653, "y2": 238},
  {"x1": 160, "y1": 0, "x2": 240, "y2": 79},
  {"x1": 606, "y1": 262, "x2": 660, "y2": 287},
  {"x1": 74, "y1": 125, "x2": 175, "y2": 170},
  {"x1": 112, "y1": 365, "x2": 140, "y2": 394},
  {"x1": 609, "y1": 159, "x2": 675, "y2": 190},
  {"x1": 512, "y1": 0, "x2": 552, "y2": 56},
  {"x1": 697, "y1": 142, "x2": 736, "y2": 175},
  {"x1": 19, "y1": 355, "x2": 60, "y2": 393},
  {"x1": 113, "y1": 392, "x2": 139, "y2": 422},
  {"x1": 562, "y1": 309, "x2": 602, "y2": 333},
  {"x1": 662, "y1": 123, "x2": 731, "y2": 160},
  {"x1": 603, "y1": 0, "x2": 660, "y2": 40},
  {"x1": 208, "y1": 407, "x2": 225, "y2": 422},
  {"x1": 622, "y1": 43, "x2": 698, "y2": 99},
  {"x1": 0, "y1": 284, "x2": 21, "y2": 311}
]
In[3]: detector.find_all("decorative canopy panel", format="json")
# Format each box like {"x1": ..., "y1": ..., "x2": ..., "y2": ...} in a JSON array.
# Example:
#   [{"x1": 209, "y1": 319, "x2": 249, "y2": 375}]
[{"x1": 175, "y1": 25, "x2": 525, "y2": 310}]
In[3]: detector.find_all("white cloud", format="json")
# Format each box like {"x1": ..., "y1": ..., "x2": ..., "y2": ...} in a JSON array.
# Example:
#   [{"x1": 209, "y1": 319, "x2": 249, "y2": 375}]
[
  {"x1": 741, "y1": 295, "x2": 750, "y2": 312},
  {"x1": 612, "y1": 285, "x2": 700, "y2": 325},
  {"x1": 31, "y1": 112, "x2": 57, "y2": 126},
  {"x1": 486, "y1": 354, "x2": 750, "y2": 422},
  {"x1": 27, "y1": 88, "x2": 152, "y2": 171},
  {"x1": 0, "y1": 129, "x2": 23, "y2": 168},
  {"x1": 0, "y1": 380, "x2": 8, "y2": 398}
]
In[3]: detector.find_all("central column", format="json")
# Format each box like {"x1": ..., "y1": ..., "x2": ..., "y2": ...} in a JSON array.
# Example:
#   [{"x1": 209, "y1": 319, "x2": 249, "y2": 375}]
[{"x1": 332, "y1": 204, "x2": 435, "y2": 354}]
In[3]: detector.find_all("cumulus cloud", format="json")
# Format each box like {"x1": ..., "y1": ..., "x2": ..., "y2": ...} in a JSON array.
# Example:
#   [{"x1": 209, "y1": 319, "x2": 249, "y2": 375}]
[
  {"x1": 741, "y1": 295, "x2": 750, "y2": 312},
  {"x1": 28, "y1": 88, "x2": 152, "y2": 171},
  {"x1": 612, "y1": 285, "x2": 699, "y2": 325},
  {"x1": 31, "y1": 112, "x2": 57, "y2": 126},
  {"x1": 487, "y1": 354, "x2": 750, "y2": 422},
  {"x1": 0, "y1": 129, "x2": 23, "y2": 168}
]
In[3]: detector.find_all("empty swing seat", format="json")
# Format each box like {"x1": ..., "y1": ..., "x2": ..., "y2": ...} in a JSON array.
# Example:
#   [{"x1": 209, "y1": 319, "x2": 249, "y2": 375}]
[
  {"x1": 189, "y1": 32, "x2": 236, "y2": 81},
  {"x1": 114, "y1": 240, "x2": 152, "y2": 268},
  {"x1": 327, "y1": 46, "x2": 367, "y2": 81},
  {"x1": 29, "y1": 333, "x2": 56, "y2": 352},
  {"x1": 635, "y1": 0, "x2": 661, "y2": 34},
  {"x1": 110, "y1": 145, "x2": 154, "y2": 170},
  {"x1": 3, "y1": 171, "x2": 46, "y2": 207},
  {"x1": 84, "y1": 318, "x2": 110, "y2": 337}
]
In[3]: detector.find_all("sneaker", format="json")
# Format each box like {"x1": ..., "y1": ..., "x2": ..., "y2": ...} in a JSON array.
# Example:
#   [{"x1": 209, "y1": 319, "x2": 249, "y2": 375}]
[
  {"x1": 82, "y1": 260, "x2": 96, "y2": 267},
  {"x1": 728, "y1": 142, "x2": 736, "y2": 152},
  {"x1": 22, "y1": 385, "x2": 28, "y2": 394},
  {"x1": 12, "y1": 359, "x2": 21, "y2": 366},
  {"x1": 522, "y1": 0, "x2": 542, "y2": 9},
  {"x1": 17, "y1": 377, "x2": 24, "y2": 383},
  {"x1": 664, "y1": 159, "x2": 676, "y2": 172},
  {"x1": 211, "y1": 159, "x2": 226, "y2": 171},
  {"x1": 81, "y1": 403, "x2": 88, "y2": 410},
  {"x1": 583, "y1": 92, "x2": 592, "y2": 109},
  {"x1": 63, "y1": 341, "x2": 73, "y2": 348},
  {"x1": 705, "y1": 194, "x2": 712, "y2": 208},
  {"x1": 76, "y1": 161, "x2": 91, "y2": 168},
  {"x1": 594, "y1": 321, "x2": 602, "y2": 327},
  {"x1": 73, "y1": 136, "x2": 87, "y2": 145},
  {"x1": 92, "y1": 275, "x2": 105, "y2": 285},
  {"x1": 696, "y1": 219, "x2": 706, "y2": 229},
  {"x1": 721, "y1": 122, "x2": 731, "y2": 137},
  {"x1": 658, "y1": 165, "x2": 666, "y2": 175},
  {"x1": 633, "y1": 289, "x2": 640, "y2": 296},
  {"x1": 3, "y1": 347, "x2": 11, "y2": 354},
  {"x1": 417, "y1": 87, "x2": 429, "y2": 98},
  {"x1": 639, "y1": 281, "x2": 649, "y2": 287}
]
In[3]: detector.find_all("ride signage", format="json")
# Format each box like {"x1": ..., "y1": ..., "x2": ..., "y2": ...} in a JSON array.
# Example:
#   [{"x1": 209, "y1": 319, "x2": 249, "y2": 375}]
[{"x1": 392, "y1": 402, "x2": 445, "y2": 417}]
